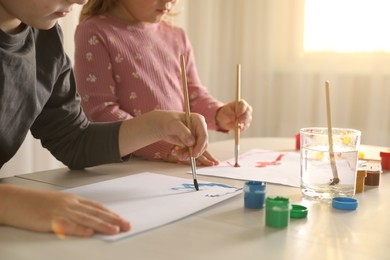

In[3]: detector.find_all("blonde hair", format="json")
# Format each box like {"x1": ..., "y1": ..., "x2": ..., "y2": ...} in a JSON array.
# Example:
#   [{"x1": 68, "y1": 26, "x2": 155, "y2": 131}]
[{"x1": 79, "y1": 0, "x2": 119, "y2": 22}]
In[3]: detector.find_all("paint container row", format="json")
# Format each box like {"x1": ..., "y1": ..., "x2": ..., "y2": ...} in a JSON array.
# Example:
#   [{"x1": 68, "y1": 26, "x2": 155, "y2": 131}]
[
  {"x1": 296, "y1": 132, "x2": 390, "y2": 172},
  {"x1": 243, "y1": 181, "x2": 307, "y2": 228}
]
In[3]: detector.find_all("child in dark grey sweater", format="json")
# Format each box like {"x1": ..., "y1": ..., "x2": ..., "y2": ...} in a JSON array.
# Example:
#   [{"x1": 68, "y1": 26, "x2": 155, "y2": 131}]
[{"x1": 0, "y1": 0, "x2": 208, "y2": 237}]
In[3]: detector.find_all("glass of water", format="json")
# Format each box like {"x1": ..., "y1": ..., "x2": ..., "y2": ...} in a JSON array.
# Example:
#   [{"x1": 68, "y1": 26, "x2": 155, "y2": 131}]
[{"x1": 300, "y1": 127, "x2": 361, "y2": 200}]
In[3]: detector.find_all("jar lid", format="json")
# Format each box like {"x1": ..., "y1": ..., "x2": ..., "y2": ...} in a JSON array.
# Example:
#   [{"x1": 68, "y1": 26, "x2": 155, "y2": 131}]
[
  {"x1": 290, "y1": 204, "x2": 308, "y2": 219},
  {"x1": 244, "y1": 181, "x2": 266, "y2": 192},
  {"x1": 332, "y1": 197, "x2": 358, "y2": 211},
  {"x1": 380, "y1": 151, "x2": 390, "y2": 158},
  {"x1": 361, "y1": 162, "x2": 382, "y2": 175},
  {"x1": 245, "y1": 181, "x2": 266, "y2": 186}
]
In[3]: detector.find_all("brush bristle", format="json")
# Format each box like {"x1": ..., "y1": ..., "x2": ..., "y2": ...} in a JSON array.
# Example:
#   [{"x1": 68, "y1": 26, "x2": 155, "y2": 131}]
[{"x1": 194, "y1": 179, "x2": 199, "y2": 191}]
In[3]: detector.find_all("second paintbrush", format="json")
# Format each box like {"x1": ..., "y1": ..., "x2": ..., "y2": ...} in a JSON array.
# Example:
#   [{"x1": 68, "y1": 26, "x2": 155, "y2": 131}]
[
  {"x1": 180, "y1": 54, "x2": 199, "y2": 191},
  {"x1": 234, "y1": 64, "x2": 241, "y2": 167}
]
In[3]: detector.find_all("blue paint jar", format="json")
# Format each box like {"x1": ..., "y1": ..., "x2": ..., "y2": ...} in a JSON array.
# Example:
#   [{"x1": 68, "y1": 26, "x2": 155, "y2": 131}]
[{"x1": 244, "y1": 181, "x2": 267, "y2": 209}]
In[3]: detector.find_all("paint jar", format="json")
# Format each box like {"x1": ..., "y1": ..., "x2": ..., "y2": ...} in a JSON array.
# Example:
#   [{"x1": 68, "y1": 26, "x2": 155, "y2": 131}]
[
  {"x1": 380, "y1": 151, "x2": 390, "y2": 171},
  {"x1": 244, "y1": 181, "x2": 266, "y2": 209},
  {"x1": 364, "y1": 163, "x2": 381, "y2": 186},
  {"x1": 265, "y1": 196, "x2": 291, "y2": 228},
  {"x1": 295, "y1": 133, "x2": 300, "y2": 150},
  {"x1": 355, "y1": 169, "x2": 367, "y2": 193}
]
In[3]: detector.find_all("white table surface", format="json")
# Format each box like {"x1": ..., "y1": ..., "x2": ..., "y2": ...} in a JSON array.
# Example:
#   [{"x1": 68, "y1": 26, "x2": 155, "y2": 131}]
[{"x1": 1, "y1": 137, "x2": 389, "y2": 260}]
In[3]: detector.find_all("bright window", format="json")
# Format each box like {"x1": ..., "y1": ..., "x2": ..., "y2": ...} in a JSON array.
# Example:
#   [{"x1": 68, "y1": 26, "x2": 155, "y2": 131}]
[{"x1": 304, "y1": 0, "x2": 390, "y2": 53}]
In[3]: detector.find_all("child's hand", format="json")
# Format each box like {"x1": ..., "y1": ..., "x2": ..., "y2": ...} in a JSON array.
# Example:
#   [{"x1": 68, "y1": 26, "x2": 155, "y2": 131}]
[
  {"x1": 154, "y1": 111, "x2": 208, "y2": 161},
  {"x1": 0, "y1": 185, "x2": 130, "y2": 237},
  {"x1": 167, "y1": 147, "x2": 220, "y2": 166},
  {"x1": 215, "y1": 99, "x2": 252, "y2": 132},
  {"x1": 119, "y1": 110, "x2": 208, "y2": 161}
]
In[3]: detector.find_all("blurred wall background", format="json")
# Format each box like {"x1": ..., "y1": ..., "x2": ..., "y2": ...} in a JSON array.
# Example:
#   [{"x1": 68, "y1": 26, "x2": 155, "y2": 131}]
[{"x1": 2, "y1": 0, "x2": 389, "y2": 177}]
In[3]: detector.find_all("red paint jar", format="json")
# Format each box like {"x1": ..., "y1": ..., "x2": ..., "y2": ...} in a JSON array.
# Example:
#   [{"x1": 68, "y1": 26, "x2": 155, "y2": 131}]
[
  {"x1": 379, "y1": 151, "x2": 390, "y2": 171},
  {"x1": 295, "y1": 133, "x2": 300, "y2": 150}
]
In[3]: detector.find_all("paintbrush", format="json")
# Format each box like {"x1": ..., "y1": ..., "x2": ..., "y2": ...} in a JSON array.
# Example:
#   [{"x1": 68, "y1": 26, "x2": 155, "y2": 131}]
[
  {"x1": 180, "y1": 54, "x2": 199, "y2": 191},
  {"x1": 234, "y1": 64, "x2": 241, "y2": 167},
  {"x1": 325, "y1": 80, "x2": 339, "y2": 185}
]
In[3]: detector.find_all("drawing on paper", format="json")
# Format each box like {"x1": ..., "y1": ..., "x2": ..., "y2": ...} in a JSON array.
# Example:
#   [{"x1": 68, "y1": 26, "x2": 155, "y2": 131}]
[
  {"x1": 196, "y1": 149, "x2": 301, "y2": 187},
  {"x1": 171, "y1": 183, "x2": 242, "y2": 197},
  {"x1": 226, "y1": 151, "x2": 287, "y2": 168},
  {"x1": 255, "y1": 153, "x2": 286, "y2": 168}
]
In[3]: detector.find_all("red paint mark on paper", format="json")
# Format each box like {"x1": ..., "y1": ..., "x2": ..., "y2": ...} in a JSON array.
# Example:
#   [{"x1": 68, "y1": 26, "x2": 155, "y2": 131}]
[
  {"x1": 227, "y1": 161, "x2": 241, "y2": 167},
  {"x1": 256, "y1": 153, "x2": 285, "y2": 168}
]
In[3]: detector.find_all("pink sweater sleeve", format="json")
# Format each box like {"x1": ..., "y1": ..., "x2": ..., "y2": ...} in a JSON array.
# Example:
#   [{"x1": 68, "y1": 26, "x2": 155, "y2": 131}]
[{"x1": 182, "y1": 34, "x2": 224, "y2": 131}]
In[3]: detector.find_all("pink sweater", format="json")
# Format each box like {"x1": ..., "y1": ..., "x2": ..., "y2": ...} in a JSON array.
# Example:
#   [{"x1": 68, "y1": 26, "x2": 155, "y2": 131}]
[{"x1": 74, "y1": 14, "x2": 223, "y2": 161}]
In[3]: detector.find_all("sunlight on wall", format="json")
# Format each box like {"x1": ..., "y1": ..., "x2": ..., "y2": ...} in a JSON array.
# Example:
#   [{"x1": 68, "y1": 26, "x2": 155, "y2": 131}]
[{"x1": 304, "y1": 0, "x2": 390, "y2": 52}]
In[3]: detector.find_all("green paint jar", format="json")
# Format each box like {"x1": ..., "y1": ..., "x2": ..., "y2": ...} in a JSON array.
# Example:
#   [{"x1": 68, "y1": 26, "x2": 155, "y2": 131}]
[{"x1": 265, "y1": 196, "x2": 291, "y2": 228}]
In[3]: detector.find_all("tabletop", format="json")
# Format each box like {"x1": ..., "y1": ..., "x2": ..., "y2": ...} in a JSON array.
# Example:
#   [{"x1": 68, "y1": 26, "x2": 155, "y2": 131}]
[{"x1": 1, "y1": 137, "x2": 389, "y2": 260}]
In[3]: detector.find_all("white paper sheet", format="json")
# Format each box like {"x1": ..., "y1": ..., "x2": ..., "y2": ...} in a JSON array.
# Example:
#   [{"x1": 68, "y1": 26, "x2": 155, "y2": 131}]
[
  {"x1": 64, "y1": 172, "x2": 242, "y2": 241},
  {"x1": 197, "y1": 149, "x2": 301, "y2": 187}
]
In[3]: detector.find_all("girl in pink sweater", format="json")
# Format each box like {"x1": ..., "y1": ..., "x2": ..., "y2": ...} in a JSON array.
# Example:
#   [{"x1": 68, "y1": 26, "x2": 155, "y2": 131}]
[{"x1": 74, "y1": 0, "x2": 252, "y2": 165}]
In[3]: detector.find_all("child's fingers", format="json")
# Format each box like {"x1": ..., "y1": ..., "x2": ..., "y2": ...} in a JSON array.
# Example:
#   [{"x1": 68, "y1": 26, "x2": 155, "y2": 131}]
[
  {"x1": 189, "y1": 114, "x2": 208, "y2": 157},
  {"x1": 196, "y1": 151, "x2": 220, "y2": 166},
  {"x1": 51, "y1": 217, "x2": 94, "y2": 237}
]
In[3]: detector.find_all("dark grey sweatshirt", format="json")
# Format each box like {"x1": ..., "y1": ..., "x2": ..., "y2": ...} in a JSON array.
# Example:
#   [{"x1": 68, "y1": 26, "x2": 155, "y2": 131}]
[{"x1": 0, "y1": 23, "x2": 125, "y2": 170}]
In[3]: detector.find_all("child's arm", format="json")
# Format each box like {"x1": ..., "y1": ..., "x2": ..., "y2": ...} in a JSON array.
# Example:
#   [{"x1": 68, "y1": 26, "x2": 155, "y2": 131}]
[
  {"x1": 180, "y1": 30, "x2": 253, "y2": 133},
  {"x1": 0, "y1": 110, "x2": 208, "y2": 237},
  {"x1": 0, "y1": 184, "x2": 130, "y2": 237}
]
